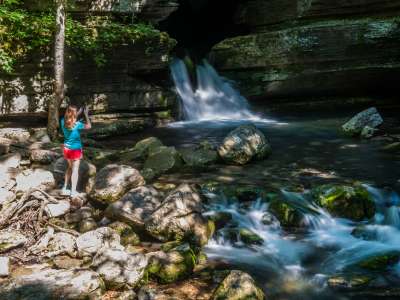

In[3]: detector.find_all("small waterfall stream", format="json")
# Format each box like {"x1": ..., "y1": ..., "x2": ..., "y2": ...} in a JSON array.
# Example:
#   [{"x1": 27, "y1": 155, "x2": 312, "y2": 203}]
[
  {"x1": 170, "y1": 58, "x2": 262, "y2": 121},
  {"x1": 203, "y1": 186, "x2": 400, "y2": 298}
]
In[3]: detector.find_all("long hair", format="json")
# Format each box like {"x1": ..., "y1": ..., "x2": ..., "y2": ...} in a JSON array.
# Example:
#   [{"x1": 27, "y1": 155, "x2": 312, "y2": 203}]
[{"x1": 64, "y1": 105, "x2": 78, "y2": 129}]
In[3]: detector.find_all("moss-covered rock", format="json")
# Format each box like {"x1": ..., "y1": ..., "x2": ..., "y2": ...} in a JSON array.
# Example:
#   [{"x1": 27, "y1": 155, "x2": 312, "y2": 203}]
[
  {"x1": 130, "y1": 137, "x2": 164, "y2": 161},
  {"x1": 268, "y1": 198, "x2": 304, "y2": 228},
  {"x1": 143, "y1": 146, "x2": 184, "y2": 177},
  {"x1": 109, "y1": 221, "x2": 141, "y2": 246},
  {"x1": 146, "y1": 243, "x2": 196, "y2": 284},
  {"x1": 239, "y1": 228, "x2": 264, "y2": 246},
  {"x1": 312, "y1": 184, "x2": 375, "y2": 221},
  {"x1": 328, "y1": 273, "x2": 374, "y2": 290},
  {"x1": 212, "y1": 270, "x2": 265, "y2": 300},
  {"x1": 210, "y1": 212, "x2": 233, "y2": 230},
  {"x1": 181, "y1": 146, "x2": 218, "y2": 169},
  {"x1": 356, "y1": 251, "x2": 400, "y2": 271}
]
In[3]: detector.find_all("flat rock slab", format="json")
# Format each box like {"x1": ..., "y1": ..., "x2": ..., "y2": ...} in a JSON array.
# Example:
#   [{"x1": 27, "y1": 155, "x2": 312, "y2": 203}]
[{"x1": 0, "y1": 230, "x2": 27, "y2": 253}]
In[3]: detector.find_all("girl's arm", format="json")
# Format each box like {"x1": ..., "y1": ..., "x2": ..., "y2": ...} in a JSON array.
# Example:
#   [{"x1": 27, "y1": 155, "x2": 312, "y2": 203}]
[{"x1": 83, "y1": 106, "x2": 92, "y2": 130}]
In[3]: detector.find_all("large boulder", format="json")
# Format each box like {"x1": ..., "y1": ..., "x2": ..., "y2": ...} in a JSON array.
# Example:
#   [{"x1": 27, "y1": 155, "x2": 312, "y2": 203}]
[
  {"x1": 15, "y1": 169, "x2": 55, "y2": 193},
  {"x1": 105, "y1": 186, "x2": 162, "y2": 231},
  {"x1": 75, "y1": 227, "x2": 122, "y2": 257},
  {"x1": 312, "y1": 184, "x2": 375, "y2": 221},
  {"x1": 0, "y1": 264, "x2": 104, "y2": 299},
  {"x1": 145, "y1": 184, "x2": 214, "y2": 246},
  {"x1": 212, "y1": 270, "x2": 265, "y2": 300},
  {"x1": 342, "y1": 107, "x2": 383, "y2": 136},
  {"x1": 218, "y1": 124, "x2": 271, "y2": 165},
  {"x1": 143, "y1": 146, "x2": 184, "y2": 178},
  {"x1": 146, "y1": 243, "x2": 196, "y2": 284},
  {"x1": 52, "y1": 158, "x2": 96, "y2": 193},
  {"x1": 92, "y1": 247, "x2": 148, "y2": 289},
  {"x1": 30, "y1": 149, "x2": 60, "y2": 164},
  {"x1": 90, "y1": 164, "x2": 145, "y2": 203}
]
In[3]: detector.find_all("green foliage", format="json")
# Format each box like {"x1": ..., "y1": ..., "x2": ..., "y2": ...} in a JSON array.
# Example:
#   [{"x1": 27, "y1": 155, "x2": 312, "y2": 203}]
[{"x1": 0, "y1": 1, "x2": 175, "y2": 73}]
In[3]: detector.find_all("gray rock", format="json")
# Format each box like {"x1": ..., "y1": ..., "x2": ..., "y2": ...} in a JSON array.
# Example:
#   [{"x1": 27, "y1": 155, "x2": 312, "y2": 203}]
[
  {"x1": 65, "y1": 207, "x2": 94, "y2": 224},
  {"x1": 360, "y1": 125, "x2": 379, "y2": 139},
  {"x1": 105, "y1": 186, "x2": 162, "y2": 231},
  {"x1": 212, "y1": 270, "x2": 265, "y2": 300},
  {"x1": 181, "y1": 145, "x2": 218, "y2": 168},
  {"x1": 0, "y1": 256, "x2": 9, "y2": 277},
  {"x1": 0, "y1": 264, "x2": 104, "y2": 299},
  {"x1": 0, "y1": 128, "x2": 30, "y2": 143},
  {"x1": 29, "y1": 128, "x2": 51, "y2": 143},
  {"x1": 218, "y1": 124, "x2": 271, "y2": 165},
  {"x1": 52, "y1": 158, "x2": 96, "y2": 194},
  {"x1": 145, "y1": 184, "x2": 213, "y2": 246},
  {"x1": 92, "y1": 247, "x2": 148, "y2": 288},
  {"x1": 90, "y1": 164, "x2": 145, "y2": 203},
  {"x1": 0, "y1": 137, "x2": 11, "y2": 155},
  {"x1": 131, "y1": 137, "x2": 164, "y2": 161},
  {"x1": 30, "y1": 149, "x2": 59, "y2": 164},
  {"x1": 44, "y1": 200, "x2": 70, "y2": 218},
  {"x1": 0, "y1": 229, "x2": 27, "y2": 253},
  {"x1": 0, "y1": 152, "x2": 21, "y2": 171},
  {"x1": 75, "y1": 227, "x2": 122, "y2": 257},
  {"x1": 15, "y1": 169, "x2": 55, "y2": 192},
  {"x1": 0, "y1": 188, "x2": 16, "y2": 206},
  {"x1": 79, "y1": 218, "x2": 98, "y2": 233},
  {"x1": 46, "y1": 233, "x2": 76, "y2": 257},
  {"x1": 342, "y1": 107, "x2": 383, "y2": 136}
]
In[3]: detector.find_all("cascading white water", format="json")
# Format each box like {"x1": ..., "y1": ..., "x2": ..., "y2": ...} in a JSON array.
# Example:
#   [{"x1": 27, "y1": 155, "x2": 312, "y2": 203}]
[
  {"x1": 170, "y1": 58, "x2": 261, "y2": 121},
  {"x1": 203, "y1": 185, "x2": 400, "y2": 292}
]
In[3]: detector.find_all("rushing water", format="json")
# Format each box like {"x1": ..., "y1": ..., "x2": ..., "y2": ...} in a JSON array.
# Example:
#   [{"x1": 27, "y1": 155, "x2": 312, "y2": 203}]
[
  {"x1": 203, "y1": 186, "x2": 400, "y2": 299},
  {"x1": 170, "y1": 58, "x2": 262, "y2": 121}
]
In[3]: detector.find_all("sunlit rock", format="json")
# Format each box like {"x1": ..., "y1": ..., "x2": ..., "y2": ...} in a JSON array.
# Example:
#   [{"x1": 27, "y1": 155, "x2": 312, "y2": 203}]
[
  {"x1": 312, "y1": 184, "x2": 375, "y2": 221},
  {"x1": 92, "y1": 247, "x2": 148, "y2": 289},
  {"x1": 90, "y1": 164, "x2": 145, "y2": 203},
  {"x1": 145, "y1": 184, "x2": 214, "y2": 246},
  {"x1": 76, "y1": 227, "x2": 122, "y2": 257},
  {"x1": 212, "y1": 270, "x2": 264, "y2": 300},
  {"x1": 342, "y1": 107, "x2": 383, "y2": 136},
  {"x1": 218, "y1": 124, "x2": 271, "y2": 165},
  {"x1": 15, "y1": 169, "x2": 55, "y2": 192}
]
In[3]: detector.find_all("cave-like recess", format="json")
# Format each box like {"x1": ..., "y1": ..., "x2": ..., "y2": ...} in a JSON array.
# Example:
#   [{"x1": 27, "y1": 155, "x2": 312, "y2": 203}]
[{"x1": 159, "y1": 0, "x2": 248, "y2": 60}]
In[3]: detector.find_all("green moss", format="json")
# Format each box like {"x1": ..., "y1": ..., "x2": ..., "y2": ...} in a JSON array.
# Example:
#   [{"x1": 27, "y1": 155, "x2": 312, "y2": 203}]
[
  {"x1": 239, "y1": 228, "x2": 264, "y2": 246},
  {"x1": 357, "y1": 252, "x2": 400, "y2": 270},
  {"x1": 268, "y1": 198, "x2": 303, "y2": 227}
]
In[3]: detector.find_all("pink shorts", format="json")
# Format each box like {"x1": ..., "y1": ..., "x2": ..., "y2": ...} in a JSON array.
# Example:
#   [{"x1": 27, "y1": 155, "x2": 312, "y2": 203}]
[{"x1": 63, "y1": 146, "x2": 83, "y2": 160}]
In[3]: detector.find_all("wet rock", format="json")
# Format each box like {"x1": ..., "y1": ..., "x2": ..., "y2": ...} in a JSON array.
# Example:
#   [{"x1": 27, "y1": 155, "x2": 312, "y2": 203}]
[
  {"x1": 312, "y1": 184, "x2": 375, "y2": 221},
  {"x1": 342, "y1": 107, "x2": 383, "y2": 136},
  {"x1": 75, "y1": 227, "x2": 122, "y2": 257},
  {"x1": 143, "y1": 146, "x2": 184, "y2": 177},
  {"x1": 0, "y1": 256, "x2": 9, "y2": 277},
  {"x1": 92, "y1": 247, "x2": 148, "y2": 289},
  {"x1": 131, "y1": 137, "x2": 164, "y2": 161},
  {"x1": 146, "y1": 243, "x2": 196, "y2": 284},
  {"x1": 90, "y1": 164, "x2": 145, "y2": 203},
  {"x1": 356, "y1": 251, "x2": 400, "y2": 271},
  {"x1": 351, "y1": 225, "x2": 378, "y2": 241},
  {"x1": 0, "y1": 229, "x2": 27, "y2": 253},
  {"x1": 381, "y1": 142, "x2": 400, "y2": 153},
  {"x1": 52, "y1": 158, "x2": 96, "y2": 194},
  {"x1": 109, "y1": 221, "x2": 141, "y2": 246},
  {"x1": 105, "y1": 186, "x2": 162, "y2": 231},
  {"x1": 268, "y1": 198, "x2": 304, "y2": 228},
  {"x1": 212, "y1": 270, "x2": 264, "y2": 300},
  {"x1": 0, "y1": 188, "x2": 16, "y2": 205},
  {"x1": 52, "y1": 256, "x2": 83, "y2": 269},
  {"x1": 79, "y1": 218, "x2": 98, "y2": 233},
  {"x1": 218, "y1": 124, "x2": 271, "y2": 165},
  {"x1": 360, "y1": 125, "x2": 378, "y2": 139},
  {"x1": 0, "y1": 264, "x2": 104, "y2": 299},
  {"x1": 210, "y1": 212, "x2": 232, "y2": 230},
  {"x1": 30, "y1": 149, "x2": 59, "y2": 164},
  {"x1": 44, "y1": 200, "x2": 70, "y2": 218},
  {"x1": 145, "y1": 184, "x2": 214, "y2": 246},
  {"x1": 181, "y1": 144, "x2": 218, "y2": 168},
  {"x1": 328, "y1": 273, "x2": 373, "y2": 290},
  {"x1": 0, "y1": 128, "x2": 30, "y2": 143},
  {"x1": 239, "y1": 228, "x2": 264, "y2": 246},
  {"x1": 15, "y1": 169, "x2": 55, "y2": 192}
]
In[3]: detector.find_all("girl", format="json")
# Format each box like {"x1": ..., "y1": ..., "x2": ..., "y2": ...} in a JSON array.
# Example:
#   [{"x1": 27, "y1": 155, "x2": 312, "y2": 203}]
[{"x1": 60, "y1": 105, "x2": 91, "y2": 197}]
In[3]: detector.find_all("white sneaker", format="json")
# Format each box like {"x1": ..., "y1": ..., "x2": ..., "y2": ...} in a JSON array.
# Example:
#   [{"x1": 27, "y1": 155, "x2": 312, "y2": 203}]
[{"x1": 61, "y1": 187, "x2": 71, "y2": 196}]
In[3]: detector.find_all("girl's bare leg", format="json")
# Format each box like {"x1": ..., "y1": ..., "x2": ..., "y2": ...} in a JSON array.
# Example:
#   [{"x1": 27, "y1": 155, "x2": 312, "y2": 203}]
[
  {"x1": 63, "y1": 160, "x2": 72, "y2": 189},
  {"x1": 71, "y1": 159, "x2": 81, "y2": 196}
]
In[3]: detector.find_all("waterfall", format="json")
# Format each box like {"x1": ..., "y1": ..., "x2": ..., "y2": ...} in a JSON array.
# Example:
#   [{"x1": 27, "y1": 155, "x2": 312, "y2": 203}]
[{"x1": 170, "y1": 58, "x2": 261, "y2": 121}]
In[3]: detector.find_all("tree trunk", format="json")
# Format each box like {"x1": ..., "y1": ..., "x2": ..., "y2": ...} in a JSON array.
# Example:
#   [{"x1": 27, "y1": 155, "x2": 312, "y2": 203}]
[{"x1": 48, "y1": 0, "x2": 66, "y2": 141}]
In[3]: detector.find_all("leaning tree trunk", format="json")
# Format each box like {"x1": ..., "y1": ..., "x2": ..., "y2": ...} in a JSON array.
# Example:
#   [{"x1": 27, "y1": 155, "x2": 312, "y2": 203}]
[{"x1": 48, "y1": 0, "x2": 66, "y2": 140}]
